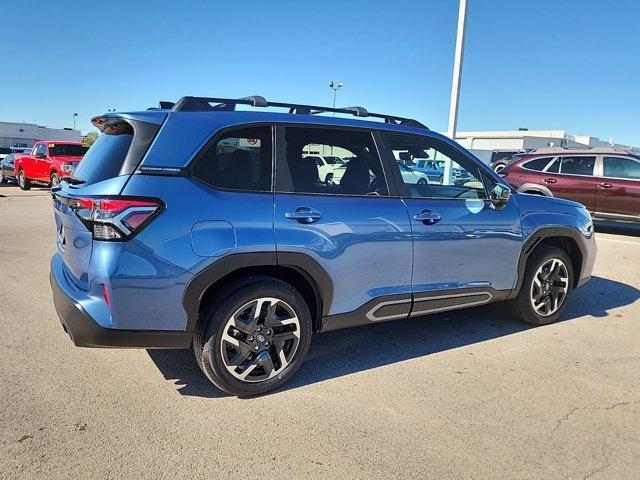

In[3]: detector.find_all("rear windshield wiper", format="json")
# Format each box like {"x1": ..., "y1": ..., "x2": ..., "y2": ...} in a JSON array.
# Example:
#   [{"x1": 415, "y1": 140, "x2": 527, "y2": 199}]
[{"x1": 62, "y1": 176, "x2": 86, "y2": 185}]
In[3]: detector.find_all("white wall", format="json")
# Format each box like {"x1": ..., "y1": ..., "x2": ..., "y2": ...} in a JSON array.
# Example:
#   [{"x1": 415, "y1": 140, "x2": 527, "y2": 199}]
[{"x1": 0, "y1": 121, "x2": 81, "y2": 148}]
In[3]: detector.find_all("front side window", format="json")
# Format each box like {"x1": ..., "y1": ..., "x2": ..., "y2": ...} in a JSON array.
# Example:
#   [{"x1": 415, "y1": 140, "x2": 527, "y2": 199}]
[
  {"x1": 35, "y1": 144, "x2": 46, "y2": 157},
  {"x1": 194, "y1": 126, "x2": 272, "y2": 192},
  {"x1": 385, "y1": 135, "x2": 487, "y2": 200},
  {"x1": 281, "y1": 127, "x2": 387, "y2": 196},
  {"x1": 603, "y1": 156, "x2": 640, "y2": 180},
  {"x1": 559, "y1": 156, "x2": 596, "y2": 176},
  {"x1": 523, "y1": 156, "x2": 553, "y2": 171}
]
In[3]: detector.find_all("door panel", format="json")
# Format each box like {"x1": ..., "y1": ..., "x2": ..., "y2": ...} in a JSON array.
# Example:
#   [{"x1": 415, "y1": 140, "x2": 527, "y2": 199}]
[
  {"x1": 596, "y1": 156, "x2": 640, "y2": 217},
  {"x1": 405, "y1": 197, "x2": 523, "y2": 292},
  {"x1": 275, "y1": 125, "x2": 413, "y2": 318},
  {"x1": 382, "y1": 133, "x2": 524, "y2": 297},
  {"x1": 274, "y1": 194, "x2": 413, "y2": 316},
  {"x1": 541, "y1": 156, "x2": 597, "y2": 210}
]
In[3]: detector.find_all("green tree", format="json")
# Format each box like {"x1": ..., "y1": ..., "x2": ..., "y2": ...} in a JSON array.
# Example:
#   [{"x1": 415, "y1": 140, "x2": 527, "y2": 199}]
[{"x1": 82, "y1": 131, "x2": 99, "y2": 147}]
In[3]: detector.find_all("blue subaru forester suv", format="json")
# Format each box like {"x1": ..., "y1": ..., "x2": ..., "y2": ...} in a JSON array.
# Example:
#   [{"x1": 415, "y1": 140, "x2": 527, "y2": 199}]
[{"x1": 50, "y1": 96, "x2": 596, "y2": 396}]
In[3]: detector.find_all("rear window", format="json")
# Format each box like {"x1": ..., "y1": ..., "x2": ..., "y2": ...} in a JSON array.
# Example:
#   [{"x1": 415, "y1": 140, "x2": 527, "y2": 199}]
[
  {"x1": 50, "y1": 144, "x2": 88, "y2": 157},
  {"x1": 523, "y1": 156, "x2": 553, "y2": 171},
  {"x1": 72, "y1": 132, "x2": 133, "y2": 185}
]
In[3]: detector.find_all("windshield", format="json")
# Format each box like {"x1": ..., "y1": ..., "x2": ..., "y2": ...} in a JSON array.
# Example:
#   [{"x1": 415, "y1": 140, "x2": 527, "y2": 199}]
[{"x1": 49, "y1": 144, "x2": 89, "y2": 157}]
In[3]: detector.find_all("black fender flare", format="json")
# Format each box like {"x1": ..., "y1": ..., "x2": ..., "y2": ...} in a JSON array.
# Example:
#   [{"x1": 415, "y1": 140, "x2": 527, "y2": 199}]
[
  {"x1": 182, "y1": 251, "x2": 333, "y2": 332},
  {"x1": 508, "y1": 226, "x2": 587, "y2": 299}
]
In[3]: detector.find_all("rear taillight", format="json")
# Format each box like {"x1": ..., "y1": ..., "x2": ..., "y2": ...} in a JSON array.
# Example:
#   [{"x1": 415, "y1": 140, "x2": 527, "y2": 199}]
[{"x1": 65, "y1": 196, "x2": 163, "y2": 241}]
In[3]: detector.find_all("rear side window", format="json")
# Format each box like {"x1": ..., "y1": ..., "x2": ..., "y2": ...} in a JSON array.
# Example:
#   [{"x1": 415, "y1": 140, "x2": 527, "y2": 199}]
[
  {"x1": 603, "y1": 156, "x2": 640, "y2": 180},
  {"x1": 50, "y1": 144, "x2": 89, "y2": 157},
  {"x1": 193, "y1": 126, "x2": 272, "y2": 192},
  {"x1": 523, "y1": 156, "x2": 553, "y2": 171},
  {"x1": 559, "y1": 156, "x2": 595, "y2": 176},
  {"x1": 279, "y1": 127, "x2": 387, "y2": 196},
  {"x1": 73, "y1": 132, "x2": 133, "y2": 185}
]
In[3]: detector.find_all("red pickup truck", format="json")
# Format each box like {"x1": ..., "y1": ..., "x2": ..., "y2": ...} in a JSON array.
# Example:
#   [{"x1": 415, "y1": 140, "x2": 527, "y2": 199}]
[{"x1": 14, "y1": 141, "x2": 88, "y2": 190}]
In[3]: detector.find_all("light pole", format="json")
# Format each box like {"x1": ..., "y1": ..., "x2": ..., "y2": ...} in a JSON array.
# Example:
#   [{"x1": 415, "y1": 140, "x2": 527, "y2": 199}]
[
  {"x1": 328, "y1": 81, "x2": 344, "y2": 114},
  {"x1": 72, "y1": 113, "x2": 78, "y2": 130},
  {"x1": 328, "y1": 81, "x2": 343, "y2": 155}
]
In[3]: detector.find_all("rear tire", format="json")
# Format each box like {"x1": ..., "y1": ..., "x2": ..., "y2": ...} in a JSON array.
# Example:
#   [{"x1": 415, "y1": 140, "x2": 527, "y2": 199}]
[
  {"x1": 325, "y1": 173, "x2": 334, "y2": 185},
  {"x1": 193, "y1": 276, "x2": 313, "y2": 396},
  {"x1": 18, "y1": 171, "x2": 31, "y2": 190},
  {"x1": 508, "y1": 246, "x2": 573, "y2": 326}
]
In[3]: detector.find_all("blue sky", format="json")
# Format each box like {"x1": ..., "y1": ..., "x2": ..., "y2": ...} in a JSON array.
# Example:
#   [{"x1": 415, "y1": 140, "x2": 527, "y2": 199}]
[{"x1": 2, "y1": 0, "x2": 639, "y2": 145}]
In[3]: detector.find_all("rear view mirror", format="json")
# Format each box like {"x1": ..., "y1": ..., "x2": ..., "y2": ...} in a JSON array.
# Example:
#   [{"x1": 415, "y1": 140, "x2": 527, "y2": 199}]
[{"x1": 490, "y1": 183, "x2": 511, "y2": 209}]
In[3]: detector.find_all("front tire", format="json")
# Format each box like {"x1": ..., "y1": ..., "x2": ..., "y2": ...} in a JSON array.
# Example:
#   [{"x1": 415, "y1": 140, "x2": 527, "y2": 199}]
[
  {"x1": 18, "y1": 171, "x2": 31, "y2": 190},
  {"x1": 50, "y1": 172, "x2": 60, "y2": 188},
  {"x1": 193, "y1": 276, "x2": 313, "y2": 396},
  {"x1": 325, "y1": 173, "x2": 334, "y2": 185},
  {"x1": 508, "y1": 246, "x2": 573, "y2": 326},
  {"x1": 0, "y1": 170, "x2": 5, "y2": 183}
]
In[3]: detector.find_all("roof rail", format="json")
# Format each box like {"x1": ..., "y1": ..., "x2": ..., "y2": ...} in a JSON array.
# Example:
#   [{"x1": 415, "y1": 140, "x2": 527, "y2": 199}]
[{"x1": 170, "y1": 95, "x2": 428, "y2": 129}]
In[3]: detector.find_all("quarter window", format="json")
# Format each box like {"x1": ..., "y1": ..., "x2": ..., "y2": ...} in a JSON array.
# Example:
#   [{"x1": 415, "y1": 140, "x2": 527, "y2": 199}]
[
  {"x1": 523, "y1": 156, "x2": 553, "y2": 171},
  {"x1": 280, "y1": 127, "x2": 388, "y2": 196},
  {"x1": 385, "y1": 135, "x2": 487, "y2": 200},
  {"x1": 603, "y1": 156, "x2": 640, "y2": 180},
  {"x1": 193, "y1": 127, "x2": 272, "y2": 192},
  {"x1": 559, "y1": 156, "x2": 595, "y2": 176}
]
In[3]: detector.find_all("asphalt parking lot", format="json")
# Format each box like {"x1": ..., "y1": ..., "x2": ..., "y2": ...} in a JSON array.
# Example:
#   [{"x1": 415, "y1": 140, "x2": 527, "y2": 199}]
[{"x1": 0, "y1": 184, "x2": 638, "y2": 480}]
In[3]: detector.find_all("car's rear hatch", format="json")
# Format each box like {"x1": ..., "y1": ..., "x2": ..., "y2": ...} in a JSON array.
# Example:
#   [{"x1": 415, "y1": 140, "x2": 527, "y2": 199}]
[{"x1": 51, "y1": 112, "x2": 166, "y2": 290}]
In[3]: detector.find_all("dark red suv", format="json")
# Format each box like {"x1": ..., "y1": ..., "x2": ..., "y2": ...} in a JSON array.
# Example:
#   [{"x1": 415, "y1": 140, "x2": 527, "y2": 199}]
[{"x1": 500, "y1": 147, "x2": 640, "y2": 223}]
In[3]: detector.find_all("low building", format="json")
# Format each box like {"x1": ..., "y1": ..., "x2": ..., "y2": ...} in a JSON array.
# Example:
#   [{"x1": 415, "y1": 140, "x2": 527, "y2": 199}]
[
  {"x1": 452, "y1": 129, "x2": 640, "y2": 164},
  {"x1": 0, "y1": 121, "x2": 81, "y2": 150}
]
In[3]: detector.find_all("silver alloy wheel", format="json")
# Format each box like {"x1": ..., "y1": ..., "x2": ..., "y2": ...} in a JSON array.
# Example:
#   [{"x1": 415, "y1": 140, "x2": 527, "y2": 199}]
[
  {"x1": 220, "y1": 297, "x2": 301, "y2": 383},
  {"x1": 18, "y1": 171, "x2": 25, "y2": 188},
  {"x1": 530, "y1": 258, "x2": 569, "y2": 317},
  {"x1": 51, "y1": 173, "x2": 60, "y2": 187}
]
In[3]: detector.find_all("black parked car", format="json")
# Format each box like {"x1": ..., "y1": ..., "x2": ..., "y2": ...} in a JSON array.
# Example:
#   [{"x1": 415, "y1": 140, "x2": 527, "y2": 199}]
[{"x1": 0, "y1": 153, "x2": 17, "y2": 183}]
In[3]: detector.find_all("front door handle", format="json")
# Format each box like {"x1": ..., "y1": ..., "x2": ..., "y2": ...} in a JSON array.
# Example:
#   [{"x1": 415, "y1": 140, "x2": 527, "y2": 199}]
[
  {"x1": 597, "y1": 182, "x2": 613, "y2": 189},
  {"x1": 285, "y1": 207, "x2": 322, "y2": 224},
  {"x1": 544, "y1": 178, "x2": 557, "y2": 184},
  {"x1": 413, "y1": 209, "x2": 442, "y2": 225}
]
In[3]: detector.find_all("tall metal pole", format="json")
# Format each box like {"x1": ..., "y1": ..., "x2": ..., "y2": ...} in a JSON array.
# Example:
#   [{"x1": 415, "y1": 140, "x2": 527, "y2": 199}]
[{"x1": 447, "y1": 0, "x2": 468, "y2": 140}]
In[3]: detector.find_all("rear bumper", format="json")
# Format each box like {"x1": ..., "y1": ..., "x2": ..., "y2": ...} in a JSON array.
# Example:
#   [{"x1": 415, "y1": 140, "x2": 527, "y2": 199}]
[{"x1": 50, "y1": 254, "x2": 192, "y2": 349}]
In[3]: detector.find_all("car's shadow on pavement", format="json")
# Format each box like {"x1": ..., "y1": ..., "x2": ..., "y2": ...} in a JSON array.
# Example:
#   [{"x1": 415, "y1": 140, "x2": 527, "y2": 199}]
[
  {"x1": 147, "y1": 275, "x2": 639, "y2": 399},
  {"x1": 595, "y1": 221, "x2": 640, "y2": 237}
]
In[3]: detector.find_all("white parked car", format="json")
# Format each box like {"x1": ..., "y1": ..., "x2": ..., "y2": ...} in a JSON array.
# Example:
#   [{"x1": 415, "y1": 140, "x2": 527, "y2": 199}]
[
  {"x1": 397, "y1": 161, "x2": 430, "y2": 185},
  {"x1": 303, "y1": 155, "x2": 346, "y2": 184}
]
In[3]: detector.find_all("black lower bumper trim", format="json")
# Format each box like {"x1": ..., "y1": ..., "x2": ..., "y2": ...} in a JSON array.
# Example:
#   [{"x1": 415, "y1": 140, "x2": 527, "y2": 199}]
[{"x1": 50, "y1": 267, "x2": 192, "y2": 349}]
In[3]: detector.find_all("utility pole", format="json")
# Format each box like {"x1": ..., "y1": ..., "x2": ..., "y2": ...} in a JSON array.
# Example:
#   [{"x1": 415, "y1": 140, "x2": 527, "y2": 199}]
[
  {"x1": 444, "y1": 0, "x2": 468, "y2": 184},
  {"x1": 447, "y1": 0, "x2": 467, "y2": 139},
  {"x1": 72, "y1": 113, "x2": 78, "y2": 130}
]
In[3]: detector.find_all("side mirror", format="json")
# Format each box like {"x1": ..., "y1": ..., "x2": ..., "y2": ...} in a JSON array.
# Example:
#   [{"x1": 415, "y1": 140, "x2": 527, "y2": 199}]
[{"x1": 490, "y1": 183, "x2": 511, "y2": 209}]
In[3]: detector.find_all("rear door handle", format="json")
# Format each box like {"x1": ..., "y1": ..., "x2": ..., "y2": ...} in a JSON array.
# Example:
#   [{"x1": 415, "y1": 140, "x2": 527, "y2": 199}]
[
  {"x1": 285, "y1": 207, "x2": 322, "y2": 223},
  {"x1": 413, "y1": 209, "x2": 442, "y2": 225},
  {"x1": 597, "y1": 182, "x2": 613, "y2": 189},
  {"x1": 544, "y1": 178, "x2": 557, "y2": 184}
]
